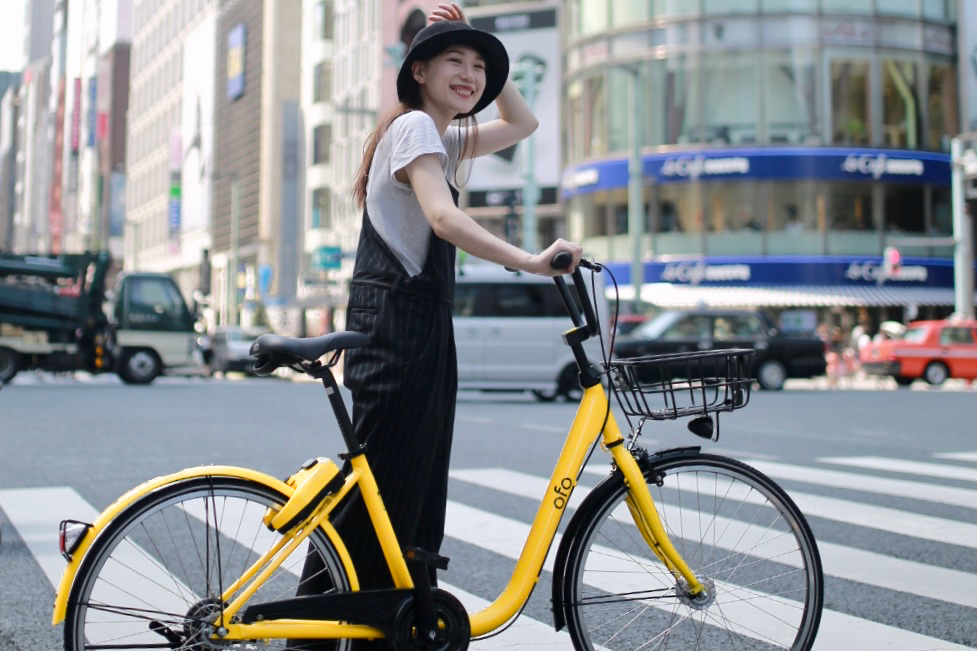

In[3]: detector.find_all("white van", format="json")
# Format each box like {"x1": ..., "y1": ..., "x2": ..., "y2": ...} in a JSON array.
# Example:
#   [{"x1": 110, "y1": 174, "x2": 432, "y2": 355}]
[{"x1": 452, "y1": 264, "x2": 609, "y2": 401}]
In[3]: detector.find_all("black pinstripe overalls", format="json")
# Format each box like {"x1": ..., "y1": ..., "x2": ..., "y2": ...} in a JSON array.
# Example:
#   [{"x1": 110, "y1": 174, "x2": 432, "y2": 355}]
[{"x1": 297, "y1": 190, "x2": 459, "y2": 650}]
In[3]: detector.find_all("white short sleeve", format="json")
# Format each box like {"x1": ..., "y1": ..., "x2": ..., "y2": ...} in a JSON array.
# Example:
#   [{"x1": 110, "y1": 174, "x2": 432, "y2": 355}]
[{"x1": 388, "y1": 112, "x2": 449, "y2": 188}]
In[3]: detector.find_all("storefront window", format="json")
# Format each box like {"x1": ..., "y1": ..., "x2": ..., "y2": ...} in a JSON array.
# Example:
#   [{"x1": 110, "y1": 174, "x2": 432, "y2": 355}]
[
  {"x1": 586, "y1": 75, "x2": 607, "y2": 157},
  {"x1": 830, "y1": 59, "x2": 871, "y2": 146},
  {"x1": 567, "y1": 80, "x2": 585, "y2": 160},
  {"x1": 608, "y1": 68, "x2": 633, "y2": 153},
  {"x1": 826, "y1": 182, "x2": 878, "y2": 254},
  {"x1": 931, "y1": 186, "x2": 952, "y2": 235},
  {"x1": 820, "y1": 0, "x2": 872, "y2": 13},
  {"x1": 760, "y1": 0, "x2": 817, "y2": 11},
  {"x1": 876, "y1": 0, "x2": 918, "y2": 17},
  {"x1": 922, "y1": 0, "x2": 949, "y2": 20},
  {"x1": 882, "y1": 59, "x2": 920, "y2": 149},
  {"x1": 765, "y1": 50, "x2": 820, "y2": 144},
  {"x1": 926, "y1": 61, "x2": 958, "y2": 151},
  {"x1": 666, "y1": 54, "x2": 701, "y2": 145},
  {"x1": 657, "y1": 183, "x2": 705, "y2": 255},
  {"x1": 885, "y1": 185, "x2": 926, "y2": 233},
  {"x1": 654, "y1": 0, "x2": 700, "y2": 17},
  {"x1": 703, "y1": 0, "x2": 758, "y2": 13},
  {"x1": 765, "y1": 181, "x2": 822, "y2": 254},
  {"x1": 581, "y1": 0, "x2": 608, "y2": 35},
  {"x1": 611, "y1": 0, "x2": 650, "y2": 25},
  {"x1": 702, "y1": 50, "x2": 758, "y2": 145},
  {"x1": 705, "y1": 181, "x2": 763, "y2": 254}
]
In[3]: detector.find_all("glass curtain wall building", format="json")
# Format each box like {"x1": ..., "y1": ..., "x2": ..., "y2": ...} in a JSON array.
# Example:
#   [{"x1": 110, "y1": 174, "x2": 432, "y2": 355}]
[{"x1": 562, "y1": 0, "x2": 970, "y2": 327}]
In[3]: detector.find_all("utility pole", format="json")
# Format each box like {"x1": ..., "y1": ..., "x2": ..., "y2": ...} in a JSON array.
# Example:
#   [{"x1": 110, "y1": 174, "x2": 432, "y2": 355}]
[
  {"x1": 624, "y1": 64, "x2": 645, "y2": 305},
  {"x1": 511, "y1": 55, "x2": 545, "y2": 253},
  {"x1": 951, "y1": 134, "x2": 976, "y2": 319},
  {"x1": 228, "y1": 174, "x2": 240, "y2": 326}
]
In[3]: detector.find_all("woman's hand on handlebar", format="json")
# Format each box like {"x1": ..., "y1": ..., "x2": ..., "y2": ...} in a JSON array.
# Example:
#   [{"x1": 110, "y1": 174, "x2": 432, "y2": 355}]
[{"x1": 524, "y1": 239, "x2": 582, "y2": 277}]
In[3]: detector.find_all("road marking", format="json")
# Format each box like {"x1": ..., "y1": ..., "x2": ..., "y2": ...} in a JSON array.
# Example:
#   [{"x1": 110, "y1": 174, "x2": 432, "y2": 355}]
[
  {"x1": 934, "y1": 451, "x2": 977, "y2": 463},
  {"x1": 0, "y1": 487, "x2": 100, "y2": 588},
  {"x1": 0, "y1": 487, "x2": 197, "y2": 646},
  {"x1": 519, "y1": 424, "x2": 566, "y2": 433},
  {"x1": 452, "y1": 468, "x2": 977, "y2": 609},
  {"x1": 457, "y1": 416, "x2": 494, "y2": 424},
  {"x1": 0, "y1": 486, "x2": 566, "y2": 649},
  {"x1": 820, "y1": 456, "x2": 977, "y2": 483},
  {"x1": 743, "y1": 459, "x2": 977, "y2": 509},
  {"x1": 443, "y1": 490, "x2": 976, "y2": 651}
]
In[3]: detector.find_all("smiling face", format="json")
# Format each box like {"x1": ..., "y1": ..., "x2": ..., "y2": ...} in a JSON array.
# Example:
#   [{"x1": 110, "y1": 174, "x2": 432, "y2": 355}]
[{"x1": 412, "y1": 45, "x2": 487, "y2": 123}]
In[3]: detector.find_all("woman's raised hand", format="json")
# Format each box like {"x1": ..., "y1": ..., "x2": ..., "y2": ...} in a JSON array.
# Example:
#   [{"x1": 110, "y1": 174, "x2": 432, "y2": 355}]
[{"x1": 429, "y1": 3, "x2": 468, "y2": 25}]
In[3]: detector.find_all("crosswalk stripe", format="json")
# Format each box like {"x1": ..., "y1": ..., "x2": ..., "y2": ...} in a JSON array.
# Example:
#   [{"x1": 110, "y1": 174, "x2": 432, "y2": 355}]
[
  {"x1": 0, "y1": 486, "x2": 100, "y2": 589},
  {"x1": 742, "y1": 459, "x2": 977, "y2": 509},
  {"x1": 0, "y1": 487, "x2": 198, "y2": 647},
  {"x1": 4, "y1": 483, "x2": 975, "y2": 650},
  {"x1": 443, "y1": 497, "x2": 975, "y2": 651},
  {"x1": 934, "y1": 451, "x2": 977, "y2": 463},
  {"x1": 0, "y1": 486, "x2": 566, "y2": 649},
  {"x1": 580, "y1": 465, "x2": 977, "y2": 549},
  {"x1": 452, "y1": 468, "x2": 977, "y2": 609},
  {"x1": 820, "y1": 455, "x2": 977, "y2": 483}
]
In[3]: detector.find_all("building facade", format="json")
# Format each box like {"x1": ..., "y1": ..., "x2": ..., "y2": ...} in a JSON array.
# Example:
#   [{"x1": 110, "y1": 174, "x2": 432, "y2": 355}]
[{"x1": 561, "y1": 0, "x2": 976, "y2": 330}]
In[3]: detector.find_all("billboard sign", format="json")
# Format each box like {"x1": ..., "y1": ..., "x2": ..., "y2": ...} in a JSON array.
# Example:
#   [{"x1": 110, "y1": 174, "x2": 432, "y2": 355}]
[
  {"x1": 466, "y1": 8, "x2": 560, "y2": 206},
  {"x1": 182, "y1": 12, "x2": 217, "y2": 233},
  {"x1": 227, "y1": 23, "x2": 246, "y2": 101}
]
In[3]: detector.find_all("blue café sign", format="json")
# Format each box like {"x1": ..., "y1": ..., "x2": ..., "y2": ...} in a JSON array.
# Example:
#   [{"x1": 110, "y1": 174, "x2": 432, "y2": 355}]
[
  {"x1": 562, "y1": 147, "x2": 951, "y2": 197},
  {"x1": 604, "y1": 256, "x2": 959, "y2": 289}
]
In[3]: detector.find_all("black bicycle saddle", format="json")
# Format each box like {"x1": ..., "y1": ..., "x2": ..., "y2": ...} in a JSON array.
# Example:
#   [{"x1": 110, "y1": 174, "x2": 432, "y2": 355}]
[{"x1": 250, "y1": 331, "x2": 370, "y2": 367}]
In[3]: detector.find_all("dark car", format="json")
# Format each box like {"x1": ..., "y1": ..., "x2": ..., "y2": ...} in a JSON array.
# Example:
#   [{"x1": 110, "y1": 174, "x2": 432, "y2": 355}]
[{"x1": 613, "y1": 309, "x2": 827, "y2": 390}]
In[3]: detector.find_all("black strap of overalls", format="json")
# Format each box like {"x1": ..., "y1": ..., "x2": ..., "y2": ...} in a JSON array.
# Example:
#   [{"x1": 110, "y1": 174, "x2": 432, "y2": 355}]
[{"x1": 351, "y1": 186, "x2": 458, "y2": 306}]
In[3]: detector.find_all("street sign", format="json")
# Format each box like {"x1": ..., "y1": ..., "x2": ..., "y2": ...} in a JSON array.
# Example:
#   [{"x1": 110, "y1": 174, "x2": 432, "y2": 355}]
[{"x1": 312, "y1": 246, "x2": 342, "y2": 271}]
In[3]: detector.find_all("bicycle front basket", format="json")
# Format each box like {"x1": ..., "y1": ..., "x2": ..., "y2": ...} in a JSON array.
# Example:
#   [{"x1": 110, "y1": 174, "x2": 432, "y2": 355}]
[{"x1": 608, "y1": 349, "x2": 755, "y2": 420}]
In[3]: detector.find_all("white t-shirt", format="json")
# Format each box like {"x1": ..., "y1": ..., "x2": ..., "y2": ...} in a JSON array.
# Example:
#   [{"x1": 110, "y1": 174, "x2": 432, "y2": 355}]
[{"x1": 365, "y1": 111, "x2": 464, "y2": 277}]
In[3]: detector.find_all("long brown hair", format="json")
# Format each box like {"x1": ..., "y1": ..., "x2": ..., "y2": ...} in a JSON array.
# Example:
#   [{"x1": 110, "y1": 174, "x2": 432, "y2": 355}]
[{"x1": 351, "y1": 63, "x2": 481, "y2": 207}]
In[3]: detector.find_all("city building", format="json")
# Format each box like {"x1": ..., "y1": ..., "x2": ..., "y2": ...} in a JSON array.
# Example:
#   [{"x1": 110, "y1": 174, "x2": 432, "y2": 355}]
[
  {"x1": 127, "y1": 0, "x2": 302, "y2": 332},
  {"x1": 59, "y1": 0, "x2": 132, "y2": 257},
  {"x1": 561, "y1": 0, "x2": 977, "y2": 333},
  {"x1": 0, "y1": 83, "x2": 20, "y2": 251},
  {"x1": 12, "y1": 58, "x2": 52, "y2": 253},
  {"x1": 126, "y1": 0, "x2": 220, "y2": 291}
]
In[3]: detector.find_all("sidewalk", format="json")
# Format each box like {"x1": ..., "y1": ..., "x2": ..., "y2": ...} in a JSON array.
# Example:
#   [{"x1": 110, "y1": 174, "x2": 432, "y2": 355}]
[{"x1": 784, "y1": 374, "x2": 976, "y2": 392}]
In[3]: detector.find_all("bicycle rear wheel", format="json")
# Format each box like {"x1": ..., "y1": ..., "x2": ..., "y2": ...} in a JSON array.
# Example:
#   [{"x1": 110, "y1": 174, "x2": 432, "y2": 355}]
[
  {"x1": 64, "y1": 476, "x2": 352, "y2": 651},
  {"x1": 562, "y1": 452, "x2": 823, "y2": 650}
]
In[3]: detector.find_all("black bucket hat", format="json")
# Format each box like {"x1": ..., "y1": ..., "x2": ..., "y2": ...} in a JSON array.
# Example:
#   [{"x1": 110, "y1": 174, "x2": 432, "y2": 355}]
[{"x1": 397, "y1": 20, "x2": 509, "y2": 119}]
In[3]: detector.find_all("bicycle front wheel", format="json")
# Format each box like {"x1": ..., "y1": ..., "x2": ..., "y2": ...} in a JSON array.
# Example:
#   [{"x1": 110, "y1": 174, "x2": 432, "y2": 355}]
[
  {"x1": 563, "y1": 452, "x2": 823, "y2": 650},
  {"x1": 64, "y1": 476, "x2": 352, "y2": 651}
]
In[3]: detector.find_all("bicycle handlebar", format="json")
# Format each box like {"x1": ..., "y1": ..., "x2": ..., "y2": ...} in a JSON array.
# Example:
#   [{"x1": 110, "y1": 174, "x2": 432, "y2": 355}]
[{"x1": 551, "y1": 253, "x2": 601, "y2": 338}]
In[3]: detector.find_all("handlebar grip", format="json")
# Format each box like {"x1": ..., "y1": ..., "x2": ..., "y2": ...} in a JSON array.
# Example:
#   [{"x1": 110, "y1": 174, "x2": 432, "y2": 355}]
[{"x1": 551, "y1": 251, "x2": 572, "y2": 270}]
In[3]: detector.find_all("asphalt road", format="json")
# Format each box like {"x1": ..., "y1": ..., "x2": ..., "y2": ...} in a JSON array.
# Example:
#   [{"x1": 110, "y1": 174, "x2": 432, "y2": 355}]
[{"x1": 1, "y1": 374, "x2": 975, "y2": 649}]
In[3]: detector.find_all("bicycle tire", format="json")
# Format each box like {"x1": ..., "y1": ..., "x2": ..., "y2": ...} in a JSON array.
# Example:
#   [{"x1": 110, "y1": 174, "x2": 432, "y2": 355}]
[
  {"x1": 561, "y1": 452, "x2": 823, "y2": 651},
  {"x1": 64, "y1": 476, "x2": 353, "y2": 651}
]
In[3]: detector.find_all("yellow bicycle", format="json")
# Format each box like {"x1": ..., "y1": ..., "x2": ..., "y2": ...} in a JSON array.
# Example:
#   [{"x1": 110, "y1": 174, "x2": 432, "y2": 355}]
[{"x1": 52, "y1": 257, "x2": 823, "y2": 650}]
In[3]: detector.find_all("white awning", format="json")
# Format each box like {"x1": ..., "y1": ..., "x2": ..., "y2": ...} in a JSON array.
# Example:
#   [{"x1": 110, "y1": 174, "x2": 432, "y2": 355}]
[{"x1": 615, "y1": 283, "x2": 972, "y2": 308}]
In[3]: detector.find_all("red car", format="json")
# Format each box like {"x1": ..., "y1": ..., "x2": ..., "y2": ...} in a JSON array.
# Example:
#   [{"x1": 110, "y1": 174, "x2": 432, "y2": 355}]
[{"x1": 861, "y1": 318, "x2": 977, "y2": 386}]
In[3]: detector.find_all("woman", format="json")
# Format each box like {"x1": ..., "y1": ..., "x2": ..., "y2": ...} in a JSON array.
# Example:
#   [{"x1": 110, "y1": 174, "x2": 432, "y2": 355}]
[{"x1": 298, "y1": 5, "x2": 581, "y2": 648}]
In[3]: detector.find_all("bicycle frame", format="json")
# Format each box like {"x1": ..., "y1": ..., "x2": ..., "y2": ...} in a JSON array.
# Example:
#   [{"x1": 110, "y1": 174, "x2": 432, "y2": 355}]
[
  {"x1": 209, "y1": 379, "x2": 704, "y2": 642},
  {"x1": 53, "y1": 263, "x2": 707, "y2": 645}
]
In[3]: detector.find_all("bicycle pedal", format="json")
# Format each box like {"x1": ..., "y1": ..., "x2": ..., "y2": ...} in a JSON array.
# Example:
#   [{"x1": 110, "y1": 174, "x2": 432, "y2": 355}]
[
  {"x1": 264, "y1": 457, "x2": 343, "y2": 532},
  {"x1": 404, "y1": 547, "x2": 450, "y2": 571}
]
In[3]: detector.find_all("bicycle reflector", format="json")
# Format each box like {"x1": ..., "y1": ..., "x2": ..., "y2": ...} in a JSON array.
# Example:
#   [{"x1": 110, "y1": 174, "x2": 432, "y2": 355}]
[{"x1": 59, "y1": 520, "x2": 93, "y2": 561}]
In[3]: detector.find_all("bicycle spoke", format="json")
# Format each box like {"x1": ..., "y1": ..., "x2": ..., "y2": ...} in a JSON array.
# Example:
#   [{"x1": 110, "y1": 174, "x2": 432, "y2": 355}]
[{"x1": 565, "y1": 455, "x2": 822, "y2": 650}]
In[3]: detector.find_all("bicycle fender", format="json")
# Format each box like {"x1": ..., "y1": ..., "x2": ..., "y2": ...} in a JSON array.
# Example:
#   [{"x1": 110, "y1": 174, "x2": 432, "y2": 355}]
[
  {"x1": 549, "y1": 446, "x2": 700, "y2": 631},
  {"x1": 51, "y1": 465, "x2": 357, "y2": 626}
]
